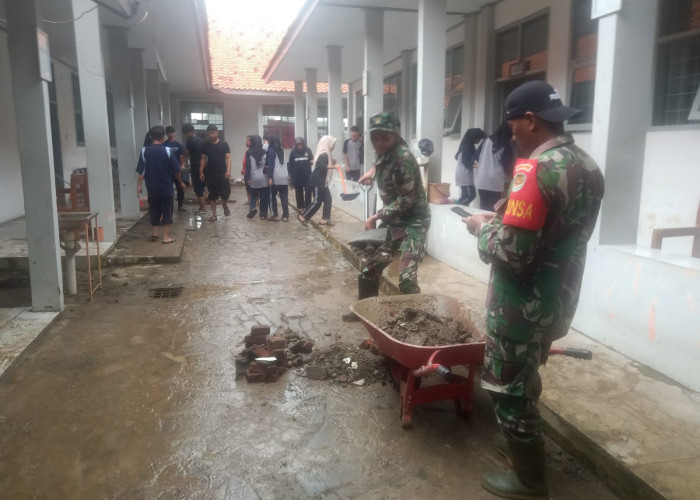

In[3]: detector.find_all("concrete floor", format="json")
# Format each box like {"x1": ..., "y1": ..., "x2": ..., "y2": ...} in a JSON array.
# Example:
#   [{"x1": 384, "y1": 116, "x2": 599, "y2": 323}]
[{"x1": 0, "y1": 188, "x2": 616, "y2": 499}]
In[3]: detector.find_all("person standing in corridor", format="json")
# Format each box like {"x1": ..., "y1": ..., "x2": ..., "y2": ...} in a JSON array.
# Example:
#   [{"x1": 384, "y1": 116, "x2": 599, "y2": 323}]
[
  {"x1": 199, "y1": 125, "x2": 232, "y2": 222},
  {"x1": 343, "y1": 126, "x2": 364, "y2": 181},
  {"x1": 464, "y1": 81, "x2": 604, "y2": 499}
]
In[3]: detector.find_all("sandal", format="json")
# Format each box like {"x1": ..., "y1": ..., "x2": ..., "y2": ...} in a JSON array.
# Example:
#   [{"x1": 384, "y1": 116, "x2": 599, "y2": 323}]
[
  {"x1": 297, "y1": 215, "x2": 308, "y2": 227},
  {"x1": 281, "y1": 217, "x2": 288, "y2": 222},
  {"x1": 208, "y1": 216, "x2": 218, "y2": 222},
  {"x1": 149, "y1": 235, "x2": 159, "y2": 241},
  {"x1": 162, "y1": 238, "x2": 176, "y2": 244},
  {"x1": 318, "y1": 220, "x2": 335, "y2": 226}
]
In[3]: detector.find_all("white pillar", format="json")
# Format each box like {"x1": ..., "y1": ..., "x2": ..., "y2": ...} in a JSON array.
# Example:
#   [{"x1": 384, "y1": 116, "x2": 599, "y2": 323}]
[
  {"x1": 590, "y1": 0, "x2": 657, "y2": 245},
  {"x1": 416, "y1": 0, "x2": 447, "y2": 183},
  {"x1": 161, "y1": 83, "x2": 172, "y2": 126},
  {"x1": 461, "y1": 14, "x2": 478, "y2": 131},
  {"x1": 327, "y1": 45, "x2": 344, "y2": 143},
  {"x1": 145, "y1": 69, "x2": 162, "y2": 127},
  {"x1": 364, "y1": 8, "x2": 384, "y2": 171},
  {"x1": 474, "y1": 4, "x2": 495, "y2": 132},
  {"x1": 71, "y1": 0, "x2": 116, "y2": 242},
  {"x1": 7, "y1": 0, "x2": 64, "y2": 311},
  {"x1": 399, "y1": 50, "x2": 412, "y2": 139},
  {"x1": 294, "y1": 80, "x2": 305, "y2": 139},
  {"x1": 130, "y1": 49, "x2": 148, "y2": 142},
  {"x1": 348, "y1": 82, "x2": 356, "y2": 128},
  {"x1": 106, "y1": 27, "x2": 139, "y2": 220},
  {"x1": 306, "y1": 68, "x2": 318, "y2": 152}
]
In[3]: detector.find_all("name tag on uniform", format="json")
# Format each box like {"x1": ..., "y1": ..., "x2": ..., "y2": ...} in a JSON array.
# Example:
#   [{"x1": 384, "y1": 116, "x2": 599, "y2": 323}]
[{"x1": 502, "y1": 159, "x2": 547, "y2": 231}]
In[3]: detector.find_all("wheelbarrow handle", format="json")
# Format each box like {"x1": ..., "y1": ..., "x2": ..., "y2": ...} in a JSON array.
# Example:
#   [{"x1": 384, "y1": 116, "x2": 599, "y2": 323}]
[
  {"x1": 548, "y1": 347, "x2": 593, "y2": 360},
  {"x1": 412, "y1": 363, "x2": 457, "y2": 382}
]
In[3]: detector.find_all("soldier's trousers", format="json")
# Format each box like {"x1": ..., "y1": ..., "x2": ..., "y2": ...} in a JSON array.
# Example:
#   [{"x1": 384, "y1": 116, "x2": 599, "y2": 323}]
[
  {"x1": 481, "y1": 332, "x2": 551, "y2": 444},
  {"x1": 361, "y1": 224, "x2": 428, "y2": 294}
]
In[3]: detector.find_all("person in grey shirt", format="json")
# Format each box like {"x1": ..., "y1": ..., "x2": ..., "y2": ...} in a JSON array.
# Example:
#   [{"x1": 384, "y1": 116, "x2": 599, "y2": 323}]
[
  {"x1": 343, "y1": 126, "x2": 364, "y2": 181},
  {"x1": 474, "y1": 122, "x2": 514, "y2": 211}
]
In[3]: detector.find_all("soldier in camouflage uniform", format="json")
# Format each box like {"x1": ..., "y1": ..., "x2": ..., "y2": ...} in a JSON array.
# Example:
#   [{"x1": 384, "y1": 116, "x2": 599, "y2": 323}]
[
  {"x1": 352, "y1": 113, "x2": 431, "y2": 300},
  {"x1": 464, "y1": 81, "x2": 604, "y2": 499}
]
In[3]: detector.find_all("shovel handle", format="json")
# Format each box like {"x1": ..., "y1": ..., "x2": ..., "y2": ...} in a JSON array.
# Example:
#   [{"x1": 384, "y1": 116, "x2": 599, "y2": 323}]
[
  {"x1": 548, "y1": 347, "x2": 593, "y2": 360},
  {"x1": 335, "y1": 165, "x2": 348, "y2": 194}
]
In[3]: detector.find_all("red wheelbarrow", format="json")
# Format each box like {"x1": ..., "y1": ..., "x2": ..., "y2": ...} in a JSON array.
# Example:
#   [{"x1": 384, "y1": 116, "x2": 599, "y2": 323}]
[{"x1": 351, "y1": 294, "x2": 591, "y2": 428}]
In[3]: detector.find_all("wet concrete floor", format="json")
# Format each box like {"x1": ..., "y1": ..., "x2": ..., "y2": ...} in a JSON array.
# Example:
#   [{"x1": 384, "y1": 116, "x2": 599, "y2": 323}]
[{"x1": 0, "y1": 189, "x2": 617, "y2": 499}]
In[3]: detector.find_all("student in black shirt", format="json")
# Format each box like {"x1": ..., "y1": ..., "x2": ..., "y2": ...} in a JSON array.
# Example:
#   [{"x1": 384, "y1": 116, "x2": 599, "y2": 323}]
[
  {"x1": 164, "y1": 126, "x2": 186, "y2": 211},
  {"x1": 182, "y1": 124, "x2": 206, "y2": 213},
  {"x1": 199, "y1": 125, "x2": 232, "y2": 221},
  {"x1": 136, "y1": 125, "x2": 185, "y2": 244}
]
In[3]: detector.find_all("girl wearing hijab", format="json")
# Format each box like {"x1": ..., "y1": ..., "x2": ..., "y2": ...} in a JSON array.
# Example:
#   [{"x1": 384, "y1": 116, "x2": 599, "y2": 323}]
[
  {"x1": 474, "y1": 121, "x2": 515, "y2": 211},
  {"x1": 454, "y1": 128, "x2": 486, "y2": 206},
  {"x1": 245, "y1": 135, "x2": 270, "y2": 219},
  {"x1": 298, "y1": 135, "x2": 337, "y2": 226},
  {"x1": 267, "y1": 134, "x2": 289, "y2": 221}
]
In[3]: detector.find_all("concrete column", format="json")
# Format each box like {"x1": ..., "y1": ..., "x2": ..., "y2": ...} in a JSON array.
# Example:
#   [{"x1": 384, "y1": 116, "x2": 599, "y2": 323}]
[
  {"x1": 327, "y1": 46, "x2": 344, "y2": 143},
  {"x1": 145, "y1": 69, "x2": 162, "y2": 127},
  {"x1": 474, "y1": 4, "x2": 495, "y2": 132},
  {"x1": 590, "y1": 0, "x2": 657, "y2": 245},
  {"x1": 7, "y1": 0, "x2": 63, "y2": 311},
  {"x1": 71, "y1": 0, "x2": 116, "y2": 242},
  {"x1": 305, "y1": 68, "x2": 318, "y2": 152},
  {"x1": 129, "y1": 49, "x2": 148, "y2": 142},
  {"x1": 160, "y1": 83, "x2": 171, "y2": 125},
  {"x1": 106, "y1": 27, "x2": 139, "y2": 220},
  {"x1": 399, "y1": 50, "x2": 412, "y2": 139},
  {"x1": 364, "y1": 8, "x2": 384, "y2": 171},
  {"x1": 416, "y1": 0, "x2": 447, "y2": 183},
  {"x1": 348, "y1": 82, "x2": 356, "y2": 128},
  {"x1": 294, "y1": 80, "x2": 305, "y2": 139},
  {"x1": 461, "y1": 14, "x2": 478, "y2": 131}
]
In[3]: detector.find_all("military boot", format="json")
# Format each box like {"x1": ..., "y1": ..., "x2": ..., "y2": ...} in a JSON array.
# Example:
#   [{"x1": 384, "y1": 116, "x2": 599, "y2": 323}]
[
  {"x1": 481, "y1": 438, "x2": 548, "y2": 500},
  {"x1": 492, "y1": 431, "x2": 512, "y2": 466},
  {"x1": 342, "y1": 275, "x2": 380, "y2": 322}
]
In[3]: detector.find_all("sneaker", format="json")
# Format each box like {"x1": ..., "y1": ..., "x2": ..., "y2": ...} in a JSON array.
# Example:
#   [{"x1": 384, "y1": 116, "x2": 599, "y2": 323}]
[
  {"x1": 251, "y1": 208, "x2": 258, "y2": 216},
  {"x1": 178, "y1": 206, "x2": 187, "y2": 212},
  {"x1": 246, "y1": 211, "x2": 255, "y2": 219}
]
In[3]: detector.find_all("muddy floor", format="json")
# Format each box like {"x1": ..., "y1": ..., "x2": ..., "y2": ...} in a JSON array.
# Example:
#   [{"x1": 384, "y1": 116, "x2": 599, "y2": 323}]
[{"x1": 0, "y1": 188, "x2": 617, "y2": 499}]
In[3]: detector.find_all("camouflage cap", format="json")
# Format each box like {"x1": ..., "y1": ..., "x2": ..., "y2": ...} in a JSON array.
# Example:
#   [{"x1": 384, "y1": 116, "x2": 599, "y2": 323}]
[{"x1": 368, "y1": 112, "x2": 401, "y2": 135}]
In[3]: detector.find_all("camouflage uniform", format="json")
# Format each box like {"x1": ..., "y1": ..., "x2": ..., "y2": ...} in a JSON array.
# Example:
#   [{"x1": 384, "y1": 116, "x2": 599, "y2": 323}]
[
  {"x1": 360, "y1": 113, "x2": 431, "y2": 294},
  {"x1": 477, "y1": 134, "x2": 604, "y2": 443}
]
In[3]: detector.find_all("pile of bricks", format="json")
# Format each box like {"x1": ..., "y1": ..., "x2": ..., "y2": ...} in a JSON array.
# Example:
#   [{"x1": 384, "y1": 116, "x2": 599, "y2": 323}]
[{"x1": 236, "y1": 325, "x2": 315, "y2": 383}]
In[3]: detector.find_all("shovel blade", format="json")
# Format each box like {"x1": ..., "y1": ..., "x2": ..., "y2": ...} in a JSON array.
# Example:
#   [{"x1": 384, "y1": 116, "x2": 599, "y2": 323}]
[{"x1": 340, "y1": 192, "x2": 361, "y2": 201}]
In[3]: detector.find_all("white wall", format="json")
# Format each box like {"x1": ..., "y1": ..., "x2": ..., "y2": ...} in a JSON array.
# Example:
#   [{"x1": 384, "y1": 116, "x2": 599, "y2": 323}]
[
  {"x1": 223, "y1": 97, "x2": 261, "y2": 175},
  {"x1": 0, "y1": 31, "x2": 25, "y2": 223},
  {"x1": 637, "y1": 130, "x2": 700, "y2": 256}
]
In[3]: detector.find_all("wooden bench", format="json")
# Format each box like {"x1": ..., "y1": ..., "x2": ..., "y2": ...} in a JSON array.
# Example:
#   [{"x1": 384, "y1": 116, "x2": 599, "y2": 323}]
[
  {"x1": 651, "y1": 202, "x2": 700, "y2": 258},
  {"x1": 57, "y1": 170, "x2": 90, "y2": 213}
]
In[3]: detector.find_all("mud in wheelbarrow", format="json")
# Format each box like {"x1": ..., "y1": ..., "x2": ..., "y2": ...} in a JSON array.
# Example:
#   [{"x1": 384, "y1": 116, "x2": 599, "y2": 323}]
[{"x1": 351, "y1": 294, "x2": 486, "y2": 428}]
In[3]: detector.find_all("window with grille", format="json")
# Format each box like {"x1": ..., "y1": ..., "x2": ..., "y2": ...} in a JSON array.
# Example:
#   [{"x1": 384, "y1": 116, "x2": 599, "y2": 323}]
[
  {"x1": 495, "y1": 14, "x2": 548, "y2": 81},
  {"x1": 383, "y1": 72, "x2": 400, "y2": 120},
  {"x1": 569, "y1": 0, "x2": 598, "y2": 125},
  {"x1": 444, "y1": 44, "x2": 464, "y2": 135},
  {"x1": 653, "y1": 0, "x2": 700, "y2": 126},
  {"x1": 71, "y1": 73, "x2": 85, "y2": 146},
  {"x1": 181, "y1": 102, "x2": 225, "y2": 139}
]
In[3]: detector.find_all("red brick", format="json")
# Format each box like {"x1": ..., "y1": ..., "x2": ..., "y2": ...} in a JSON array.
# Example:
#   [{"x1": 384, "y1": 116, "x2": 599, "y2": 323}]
[
  {"x1": 246, "y1": 370, "x2": 266, "y2": 383},
  {"x1": 265, "y1": 365, "x2": 281, "y2": 382},
  {"x1": 251, "y1": 345, "x2": 271, "y2": 358},
  {"x1": 267, "y1": 336, "x2": 287, "y2": 350},
  {"x1": 250, "y1": 325, "x2": 270, "y2": 337}
]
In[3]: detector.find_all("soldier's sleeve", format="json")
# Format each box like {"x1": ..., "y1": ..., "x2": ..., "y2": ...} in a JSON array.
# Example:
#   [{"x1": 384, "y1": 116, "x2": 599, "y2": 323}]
[
  {"x1": 477, "y1": 158, "x2": 553, "y2": 270},
  {"x1": 378, "y1": 154, "x2": 419, "y2": 224}
]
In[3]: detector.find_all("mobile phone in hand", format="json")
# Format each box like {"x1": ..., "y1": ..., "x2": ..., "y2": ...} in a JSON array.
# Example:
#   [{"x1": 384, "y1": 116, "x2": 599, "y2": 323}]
[{"x1": 451, "y1": 206, "x2": 473, "y2": 218}]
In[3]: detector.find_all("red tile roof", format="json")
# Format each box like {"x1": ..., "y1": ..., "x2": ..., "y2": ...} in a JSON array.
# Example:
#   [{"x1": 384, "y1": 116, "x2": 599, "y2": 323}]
[{"x1": 207, "y1": 18, "x2": 345, "y2": 94}]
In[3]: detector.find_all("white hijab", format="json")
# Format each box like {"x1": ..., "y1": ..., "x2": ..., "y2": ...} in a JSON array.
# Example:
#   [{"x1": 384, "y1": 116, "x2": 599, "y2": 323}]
[{"x1": 315, "y1": 135, "x2": 337, "y2": 186}]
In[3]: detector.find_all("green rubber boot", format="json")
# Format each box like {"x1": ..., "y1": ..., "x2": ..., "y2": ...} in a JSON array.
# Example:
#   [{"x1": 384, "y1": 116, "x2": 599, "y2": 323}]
[
  {"x1": 481, "y1": 438, "x2": 549, "y2": 500},
  {"x1": 342, "y1": 275, "x2": 380, "y2": 322},
  {"x1": 492, "y1": 431, "x2": 512, "y2": 466}
]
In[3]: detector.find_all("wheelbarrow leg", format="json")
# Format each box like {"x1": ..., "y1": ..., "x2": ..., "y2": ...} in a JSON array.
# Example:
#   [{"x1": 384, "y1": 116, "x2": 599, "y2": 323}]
[
  {"x1": 400, "y1": 370, "x2": 416, "y2": 429},
  {"x1": 455, "y1": 364, "x2": 477, "y2": 418}
]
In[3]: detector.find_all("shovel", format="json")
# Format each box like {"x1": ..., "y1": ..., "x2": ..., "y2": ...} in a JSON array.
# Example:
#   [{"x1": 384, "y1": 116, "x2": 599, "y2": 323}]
[{"x1": 336, "y1": 166, "x2": 361, "y2": 201}]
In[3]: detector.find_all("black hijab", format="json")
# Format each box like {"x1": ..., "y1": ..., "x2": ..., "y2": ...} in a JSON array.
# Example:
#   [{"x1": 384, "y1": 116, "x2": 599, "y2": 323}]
[
  {"x1": 248, "y1": 135, "x2": 265, "y2": 166},
  {"x1": 268, "y1": 134, "x2": 284, "y2": 164},
  {"x1": 489, "y1": 121, "x2": 515, "y2": 176},
  {"x1": 456, "y1": 128, "x2": 487, "y2": 166}
]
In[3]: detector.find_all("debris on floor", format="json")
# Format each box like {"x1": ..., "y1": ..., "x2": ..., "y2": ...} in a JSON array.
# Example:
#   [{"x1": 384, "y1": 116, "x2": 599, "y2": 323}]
[{"x1": 299, "y1": 340, "x2": 391, "y2": 386}]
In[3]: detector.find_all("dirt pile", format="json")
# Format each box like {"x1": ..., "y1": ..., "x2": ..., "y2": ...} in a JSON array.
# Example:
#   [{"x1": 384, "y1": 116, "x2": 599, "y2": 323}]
[
  {"x1": 380, "y1": 307, "x2": 474, "y2": 346},
  {"x1": 300, "y1": 340, "x2": 390, "y2": 386}
]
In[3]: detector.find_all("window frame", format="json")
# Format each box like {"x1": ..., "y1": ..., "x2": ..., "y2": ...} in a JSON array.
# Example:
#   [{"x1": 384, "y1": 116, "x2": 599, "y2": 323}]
[
  {"x1": 71, "y1": 73, "x2": 85, "y2": 147},
  {"x1": 444, "y1": 43, "x2": 465, "y2": 136},
  {"x1": 566, "y1": 0, "x2": 598, "y2": 131},
  {"x1": 383, "y1": 71, "x2": 401, "y2": 120}
]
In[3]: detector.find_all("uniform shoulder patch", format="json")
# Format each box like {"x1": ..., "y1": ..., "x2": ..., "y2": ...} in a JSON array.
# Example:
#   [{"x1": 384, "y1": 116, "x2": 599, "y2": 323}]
[{"x1": 502, "y1": 159, "x2": 547, "y2": 231}]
